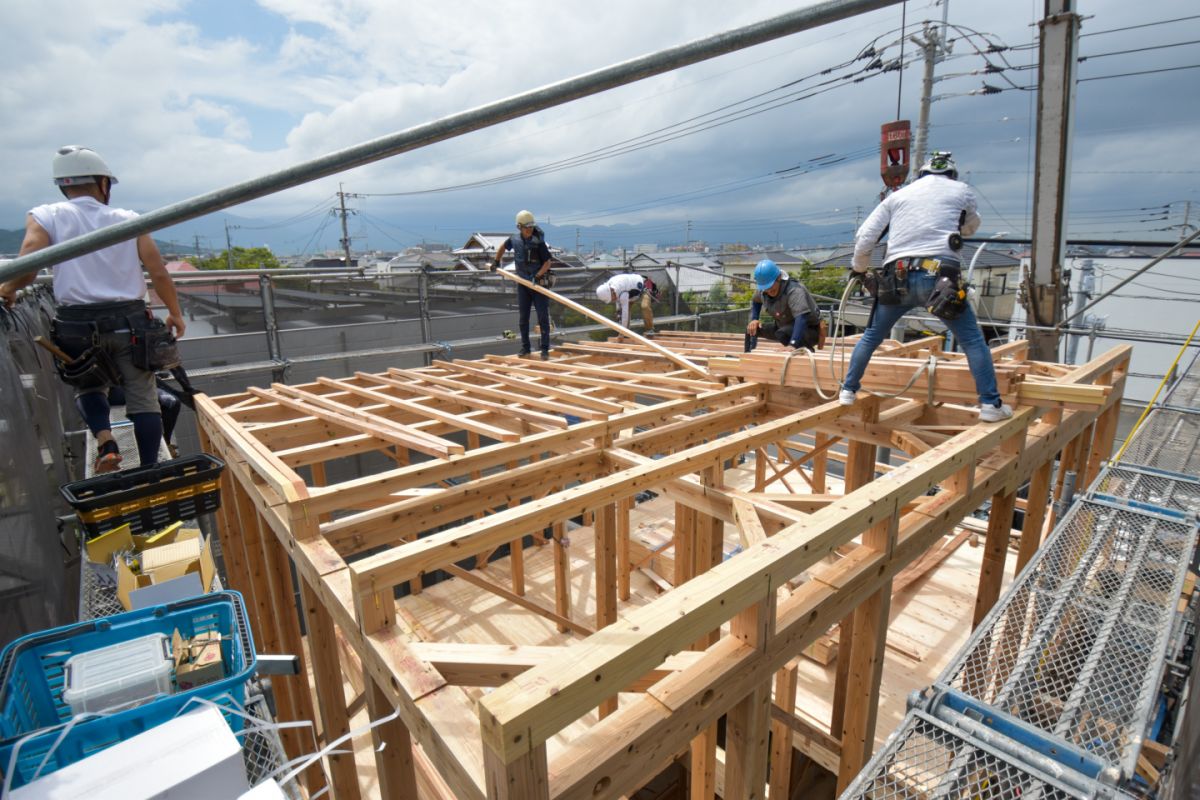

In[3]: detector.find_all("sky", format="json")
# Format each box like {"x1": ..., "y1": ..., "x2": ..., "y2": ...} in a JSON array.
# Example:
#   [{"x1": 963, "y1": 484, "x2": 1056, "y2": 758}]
[{"x1": 2, "y1": 0, "x2": 1198, "y2": 256}]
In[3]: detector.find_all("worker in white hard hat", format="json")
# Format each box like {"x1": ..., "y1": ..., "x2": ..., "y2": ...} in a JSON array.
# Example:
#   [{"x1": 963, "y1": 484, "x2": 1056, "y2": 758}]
[
  {"x1": 843, "y1": 151, "x2": 1012, "y2": 423},
  {"x1": 0, "y1": 146, "x2": 186, "y2": 472},
  {"x1": 595, "y1": 272, "x2": 658, "y2": 336},
  {"x1": 490, "y1": 210, "x2": 553, "y2": 359}
]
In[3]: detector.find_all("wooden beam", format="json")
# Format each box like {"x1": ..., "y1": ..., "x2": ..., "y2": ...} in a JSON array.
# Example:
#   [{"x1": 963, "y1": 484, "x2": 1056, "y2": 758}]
[
  {"x1": 502, "y1": 268, "x2": 711, "y2": 376},
  {"x1": 350, "y1": 404, "x2": 849, "y2": 595},
  {"x1": 442, "y1": 564, "x2": 593, "y2": 638},
  {"x1": 768, "y1": 666, "x2": 799, "y2": 800}
]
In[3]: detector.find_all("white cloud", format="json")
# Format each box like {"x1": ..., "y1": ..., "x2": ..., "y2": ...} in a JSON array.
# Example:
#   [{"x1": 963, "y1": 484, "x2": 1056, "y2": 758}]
[{"x1": 1, "y1": 0, "x2": 1197, "y2": 248}]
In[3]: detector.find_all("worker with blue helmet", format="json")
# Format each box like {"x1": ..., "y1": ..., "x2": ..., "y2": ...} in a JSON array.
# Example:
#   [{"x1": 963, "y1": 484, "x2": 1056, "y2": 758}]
[{"x1": 746, "y1": 259, "x2": 820, "y2": 351}]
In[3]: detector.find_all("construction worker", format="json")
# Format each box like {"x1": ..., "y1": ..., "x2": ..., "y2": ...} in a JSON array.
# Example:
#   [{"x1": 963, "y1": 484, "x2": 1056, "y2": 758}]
[
  {"x1": 0, "y1": 146, "x2": 186, "y2": 471},
  {"x1": 746, "y1": 259, "x2": 820, "y2": 350},
  {"x1": 491, "y1": 210, "x2": 553, "y2": 359},
  {"x1": 595, "y1": 273, "x2": 658, "y2": 336},
  {"x1": 841, "y1": 151, "x2": 1012, "y2": 422}
]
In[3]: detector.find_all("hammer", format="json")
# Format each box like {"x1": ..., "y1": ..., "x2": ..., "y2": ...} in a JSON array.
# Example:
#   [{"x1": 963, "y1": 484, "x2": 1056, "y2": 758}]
[{"x1": 34, "y1": 336, "x2": 75, "y2": 364}]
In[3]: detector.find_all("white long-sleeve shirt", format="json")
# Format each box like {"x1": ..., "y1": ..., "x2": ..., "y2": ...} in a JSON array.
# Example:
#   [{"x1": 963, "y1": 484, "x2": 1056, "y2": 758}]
[
  {"x1": 852, "y1": 175, "x2": 981, "y2": 270},
  {"x1": 597, "y1": 273, "x2": 645, "y2": 328}
]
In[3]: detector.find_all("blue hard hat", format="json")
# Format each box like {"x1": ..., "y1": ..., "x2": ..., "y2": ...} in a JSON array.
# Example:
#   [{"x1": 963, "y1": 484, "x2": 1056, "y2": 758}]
[{"x1": 754, "y1": 259, "x2": 781, "y2": 290}]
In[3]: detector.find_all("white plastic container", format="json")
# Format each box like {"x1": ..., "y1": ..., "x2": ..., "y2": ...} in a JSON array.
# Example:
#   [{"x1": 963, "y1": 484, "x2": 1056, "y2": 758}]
[{"x1": 62, "y1": 633, "x2": 173, "y2": 715}]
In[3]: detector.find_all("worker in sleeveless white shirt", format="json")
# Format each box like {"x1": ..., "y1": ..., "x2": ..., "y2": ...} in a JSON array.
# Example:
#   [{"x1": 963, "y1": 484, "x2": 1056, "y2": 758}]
[{"x1": 0, "y1": 146, "x2": 186, "y2": 472}]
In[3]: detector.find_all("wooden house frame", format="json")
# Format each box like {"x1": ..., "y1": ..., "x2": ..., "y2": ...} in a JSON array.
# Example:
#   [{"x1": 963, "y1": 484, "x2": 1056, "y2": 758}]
[{"x1": 195, "y1": 331, "x2": 1128, "y2": 799}]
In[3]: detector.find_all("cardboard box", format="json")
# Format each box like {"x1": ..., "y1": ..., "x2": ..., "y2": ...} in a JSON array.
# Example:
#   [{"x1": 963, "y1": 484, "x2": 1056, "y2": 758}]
[
  {"x1": 10, "y1": 706, "x2": 248, "y2": 799},
  {"x1": 111, "y1": 527, "x2": 217, "y2": 611},
  {"x1": 172, "y1": 629, "x2": 226, "y2": 690}
]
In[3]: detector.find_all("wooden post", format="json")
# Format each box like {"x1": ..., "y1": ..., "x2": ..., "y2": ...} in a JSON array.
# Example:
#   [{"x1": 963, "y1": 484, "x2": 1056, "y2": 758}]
[
  {"x1": 227, "y1": 483, "x2": 304, "y2": 768},
  {"x1": 552, "y1": 514, "x2": 571, "y2": 633},
  {"x1": 831, "y1": 398, "x2": 879, "y2": 737},
  {"x1": 366, "y1": 676, "x2": 419, "y2": 800},
  {"x1": 725, "y1": 596, "x2": 776, "y2": 800},
  {"x1": 973, "y1": 489, "x2": 1018, "y2": 629},
  {"x1": 690, "y1": 466, "x2": 726, "y2": 799},
  {"x1": 768, "y1": 665, "x2": 799, "y2": 800},
  {"x1": 299, "y1": 580, "x2": 362, "y2": 800},
  {"x1": 484, "y1": 744, "x2": 550, "y2": 800},
  {"x1": 595, "y1": 500, "x2": 619, "y2": 718},
  {"x1": 836, "y1": 516, "x2": 897, "y2": 793},
  {"x1": 617, "y1": 496, "x2": 633, "y2": 601},
  {"x1": 1015, "y1": 459, "x2": 1054, "y2": 577},
  {"x1": 675, "y1": 502, "x2": 695, "y2": 587},
  {"x1": 812, "y1": 432, "x2": 830, "y2": 493}
]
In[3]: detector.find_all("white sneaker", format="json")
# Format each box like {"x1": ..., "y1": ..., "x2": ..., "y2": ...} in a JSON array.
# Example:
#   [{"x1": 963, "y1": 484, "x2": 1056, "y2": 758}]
[
  {"x1": 838, "y1": 389, "x2": 857, "y2": 406},
  {"x1": 979, "y1": 403, "x2": 1014, "y2": 423}
]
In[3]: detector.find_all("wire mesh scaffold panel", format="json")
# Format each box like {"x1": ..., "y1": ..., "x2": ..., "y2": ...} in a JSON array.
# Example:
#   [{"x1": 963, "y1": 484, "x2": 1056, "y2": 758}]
[
  {"x1": 1120, "y1": 409, "x2": 1200, "y2": 477},
  {"x1": 1092, "y1": 466, "x2": 1200, "y2": 518},
  {"x1": 938, "y1": 499, "x2": 1198, "y2": 780},
  {"x1": 838, "y1": 711, "x2": 1103, "y2": 800}
]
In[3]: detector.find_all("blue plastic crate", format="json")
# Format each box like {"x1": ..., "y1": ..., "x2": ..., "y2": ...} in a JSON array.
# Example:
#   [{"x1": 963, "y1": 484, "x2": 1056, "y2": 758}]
[{"x1": 0, "y1": 591, "x2": 255, "y2": 788}]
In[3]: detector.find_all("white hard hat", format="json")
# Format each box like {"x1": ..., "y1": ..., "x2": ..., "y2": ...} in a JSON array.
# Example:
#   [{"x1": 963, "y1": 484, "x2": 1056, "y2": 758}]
[
  {"x1": 515, "y1": 210, "x2": 535, "y2": 227},
  {"x1": 595, "y1": 285, "x2": 611, "y2": 303},
  {"x1": 53, "y1": 146, "x2": 118, "y2": 186}
]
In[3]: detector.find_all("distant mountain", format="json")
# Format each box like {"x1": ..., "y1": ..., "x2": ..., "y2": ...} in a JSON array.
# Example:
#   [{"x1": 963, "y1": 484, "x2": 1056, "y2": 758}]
[
  {"x1": 0, "y1": 228, "x2": 22, "y2": 254},
  {"x1": 0, "y1": 227, "x2": 184, "y2": 259}
]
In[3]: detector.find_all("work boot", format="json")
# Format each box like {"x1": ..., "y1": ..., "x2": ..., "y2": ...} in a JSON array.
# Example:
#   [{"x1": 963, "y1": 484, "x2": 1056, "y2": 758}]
[
  {"x1": 838, "y1": 389, "x2": 857, "y2": 407},
  {"x1": 518, "y1": 349, "x2": 531, "y2": 358},
  {"x1": 540, "y1": 350, "x2": 550, "y2": 361},
  {"x1": 644, "y1": 330, "x2": 656, "y2": 338},
  {"x1": 979, "y1": 403, "x2": 1014, "y2": 423},
  {"x1": 94, "y1": 439, "x2": 122, "y2": 474}
]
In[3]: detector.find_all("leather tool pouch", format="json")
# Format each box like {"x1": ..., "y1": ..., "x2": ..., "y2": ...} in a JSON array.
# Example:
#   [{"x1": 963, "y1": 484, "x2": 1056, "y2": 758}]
[
  {"x1": 876, "y1": 263, "x2": 905, "y2": 306},
  {"x1": 926, "y1": 264, "x2": 967, "y2": 321},
  {"x1": 49, "y1": 320, "x2": 122, "y2": 390},
  {"x1": 129, "y1": 315, "x2": 181, "y2": 371}
]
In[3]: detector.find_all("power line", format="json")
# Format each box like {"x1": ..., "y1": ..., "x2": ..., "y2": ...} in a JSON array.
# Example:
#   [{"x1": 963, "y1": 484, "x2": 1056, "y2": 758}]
[
  {"x1": 1079, "y1": 63, "x2": 1200, "y2": 82},
  {"x1": 1078, "y1": 38, "x2": 1200, "y2": 62}
]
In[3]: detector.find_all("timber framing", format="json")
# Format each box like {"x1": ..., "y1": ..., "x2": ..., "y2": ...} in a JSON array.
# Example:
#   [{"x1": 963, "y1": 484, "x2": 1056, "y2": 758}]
[{"x1": 196, "y1": 331, "x2": 1129, "y2": 799}]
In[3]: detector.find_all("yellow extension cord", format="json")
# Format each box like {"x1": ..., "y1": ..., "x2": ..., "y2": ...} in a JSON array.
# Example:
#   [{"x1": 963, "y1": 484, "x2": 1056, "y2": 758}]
[{"x1": 1111, "y1": 316, "x2": 1200, "y2": 464}]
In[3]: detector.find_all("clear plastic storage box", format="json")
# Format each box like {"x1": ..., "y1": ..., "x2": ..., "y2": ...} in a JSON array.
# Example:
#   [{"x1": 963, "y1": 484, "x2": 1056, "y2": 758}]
[{"x1": 62, "y1": 633, "x2": 173, "y2": 715}]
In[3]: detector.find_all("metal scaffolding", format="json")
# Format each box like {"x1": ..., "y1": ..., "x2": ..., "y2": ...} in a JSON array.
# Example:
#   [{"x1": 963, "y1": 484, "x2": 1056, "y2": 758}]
[{"x1": 840, "y1": 350, "x2": 1200, "y2": 800}]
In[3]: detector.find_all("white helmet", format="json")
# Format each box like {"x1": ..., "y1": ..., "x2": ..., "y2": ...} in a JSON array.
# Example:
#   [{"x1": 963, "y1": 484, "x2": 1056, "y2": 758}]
[
  {"x1": 918, "y1": 150, "x2": 957, "y2": 180},
  {"x1": 515, "y1": 209, "x2": 535, "y2": 227},
  {"x1": 595, "y1": 285, "x2": 611, "y2": 303},
  {"x1": 53, "y1": 145, "x2": 117, "y2": 186}
]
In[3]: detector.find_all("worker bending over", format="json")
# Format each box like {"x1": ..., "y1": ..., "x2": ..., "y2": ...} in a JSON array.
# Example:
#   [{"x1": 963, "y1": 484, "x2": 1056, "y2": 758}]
[
  {"x1": 746, "y1": 259, "x2": 820, "y2": 350},
  {"x1": 595, "y1": 272, "x2": 658, "y2": 336},
  {"x1": 0, "y1": 146, "x2": 186, "y2": 471},
  {"x1": 491, "y1": 210, "x2": 553, "y2": 359},
  {"x1": 841, "y1": 152, "x2": 1012, "y2": 423}
]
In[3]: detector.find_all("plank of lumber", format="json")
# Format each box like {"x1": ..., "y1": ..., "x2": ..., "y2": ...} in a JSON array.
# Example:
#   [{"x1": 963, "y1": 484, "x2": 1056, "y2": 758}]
[
  {"x1": 441, "y1": 564, "x2": 593, "y2": 637},
  {"x1": 495, "y1": 269, "x2": 710, "y2": 378},
  {"x1": 388, "y1": 366, "x2": 607, "y2": 420},
  {"x1": 360, "y1": 371, "x2": 569, "y2": 429},
  {"x1": 444, "y1": 360, "x2": 628, "y2": 413}
]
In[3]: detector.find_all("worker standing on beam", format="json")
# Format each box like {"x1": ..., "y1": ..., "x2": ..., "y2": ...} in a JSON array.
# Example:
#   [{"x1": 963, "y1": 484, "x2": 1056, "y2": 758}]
[
  {"x1": 841, "y1": 152, "x2": 1013, "y2": 423},
  {"x1": 595, "y1": 272, "x2": 658, "y2": 337},
  {"x1": 0, "y1": 146, "x2": 186, "y2": 471},
  {"x1": 491, "y1": 210, "x2": 553, "y2": 360},
  {"x1": 745, "y1": 259, "x2": 820, "y2": 351}
]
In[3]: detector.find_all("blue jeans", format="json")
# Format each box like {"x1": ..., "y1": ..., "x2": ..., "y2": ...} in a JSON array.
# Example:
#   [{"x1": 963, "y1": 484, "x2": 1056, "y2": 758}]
[
  {"x1": 517, "y1": 282, "x2": 550, "y2": 354},
  {"x1": 842, "y1": 269, "x2": 1001, "y2": 406}
]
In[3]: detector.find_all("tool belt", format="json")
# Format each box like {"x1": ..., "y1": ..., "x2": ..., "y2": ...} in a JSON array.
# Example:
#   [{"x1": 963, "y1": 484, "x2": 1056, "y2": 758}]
[
  {"x1": 925, "y1": 263, "x2": 968, "y2": 321},
  {"x1": 52, "y1": 299, "x2": 180, "y2": 377},
  {"x1": 534, "y1": 270, "x2": 557, "y2": 289},
  {"x1": 875, "y1": 257, "x2": 944, "y2": 305}
]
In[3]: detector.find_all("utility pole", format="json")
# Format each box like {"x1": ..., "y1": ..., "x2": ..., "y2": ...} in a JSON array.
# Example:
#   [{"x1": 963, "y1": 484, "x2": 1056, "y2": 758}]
[
  {"x1": 1025, "y1": 0, "x2": 1081, "y2": 362},
  {"x1": 224, "y1": 220, "x2": 235, "y2": 271},
  {"x1": 909, "y1": 20, "x2": 949, "y2": 176},
  {"x1": 193, "y1": 234, "x2": 203, "y2": 259},
  {"x1": 337, "y1": 183, "x2": 355, "y2": 268},
  {"x1": 1181, "y1": 201, "x2": 1194, "y2": 240},
  {"x1": 685, "y1": 220, "x2": 692, "y2": 247},
  {"x1": 576, "y1": 227, "x2": 581, "y2": 254},
  {"x1": 1064, "y1": 259, "x2": 1093, "y2": 365}
]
